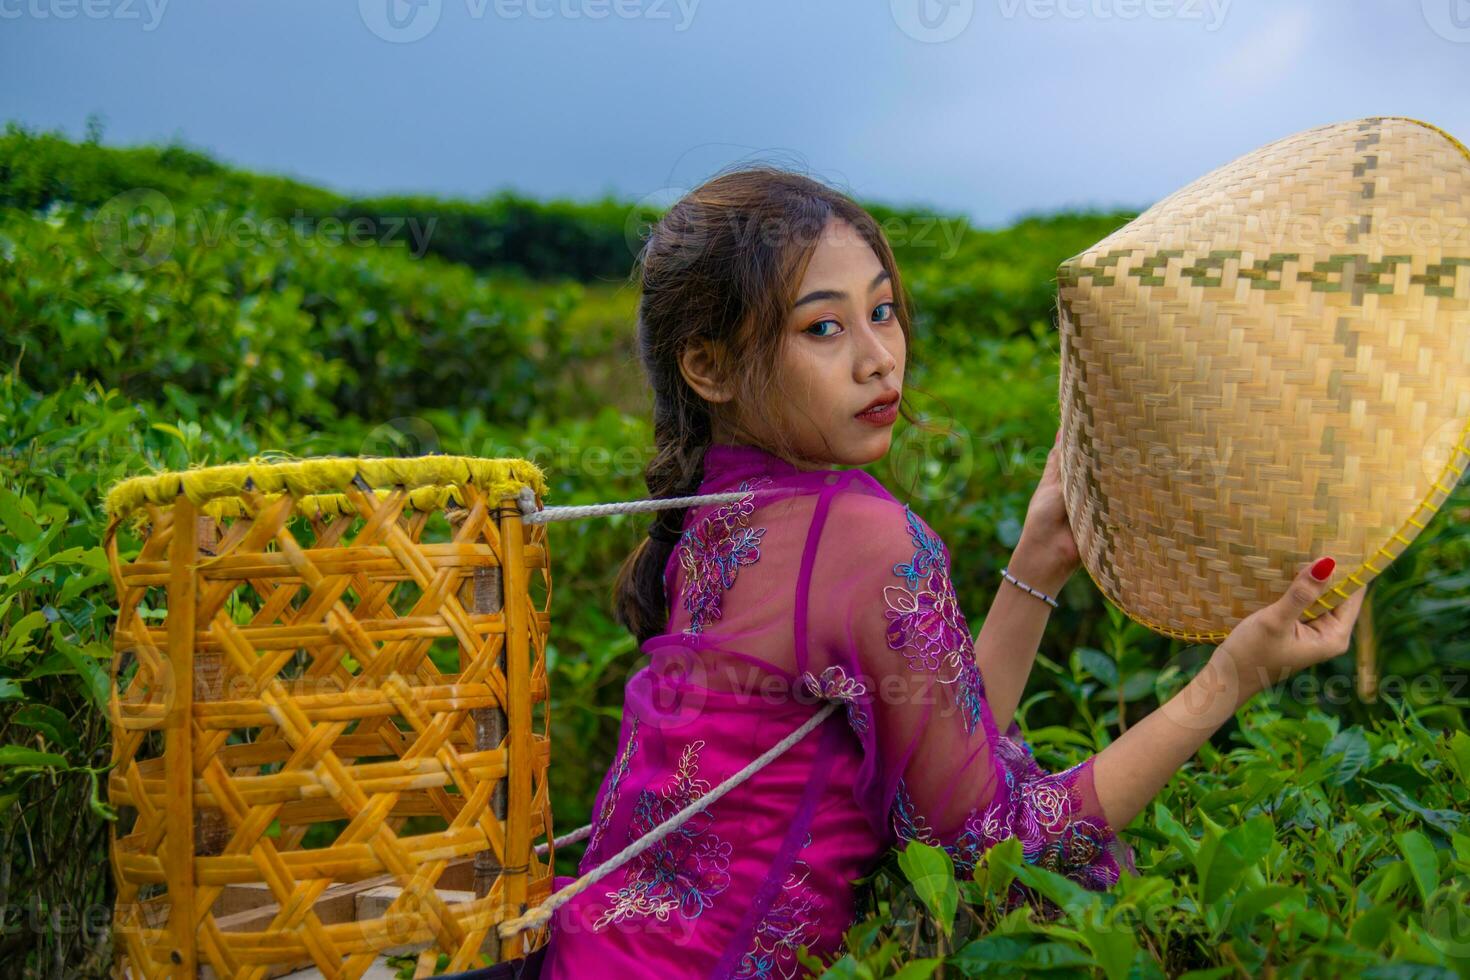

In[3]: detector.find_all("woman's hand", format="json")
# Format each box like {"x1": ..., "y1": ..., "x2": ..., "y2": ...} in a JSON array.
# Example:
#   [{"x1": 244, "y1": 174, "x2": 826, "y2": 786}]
[
  {"x1": 1208, "y1": 556, "x2": 1367, "y2": 708},
  {"x1": 1010, "y1": 430, "x2": 1081, "y2": 596}
]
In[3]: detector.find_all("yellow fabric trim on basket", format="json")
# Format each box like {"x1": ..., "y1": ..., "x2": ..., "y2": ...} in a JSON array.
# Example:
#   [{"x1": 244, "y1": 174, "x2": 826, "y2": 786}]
[
  {"x1": 1084, "y1": 416, "x2": 1470, "y2": 645},
  {"x1": 103, "y1": 454, "x2": 549, "y2": 528},
  {"x1": 1398, "y1": 115, "x2": 1470, "y2": 165}
]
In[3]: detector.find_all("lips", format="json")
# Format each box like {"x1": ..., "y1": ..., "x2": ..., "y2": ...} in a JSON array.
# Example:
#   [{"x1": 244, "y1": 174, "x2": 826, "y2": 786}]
[{"x1": 856, "y1": 391, "x2": 900, "y2": 416}]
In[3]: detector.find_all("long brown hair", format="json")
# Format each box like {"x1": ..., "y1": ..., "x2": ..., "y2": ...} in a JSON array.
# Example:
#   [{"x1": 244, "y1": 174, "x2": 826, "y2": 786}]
[{"x1": 611, "y1": 165, "x2": 919, "y2": 645}]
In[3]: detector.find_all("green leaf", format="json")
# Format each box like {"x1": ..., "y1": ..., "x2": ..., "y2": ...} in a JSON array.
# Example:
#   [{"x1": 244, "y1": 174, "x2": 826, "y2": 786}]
[
  {"x1": 1364, "y1": 779, "x2": 1464, "y2": 836},
  {"x1": 49, "y1": 625, "x2": 111, "y2": 710},
  {"x1": 38, "y1": 545, "x2": 91, "y2": 569},
  {"x1": 951, "y1": 934, "x2": 1036, "y2": 966},
  {"x1": 1019, "y1": 724, "x2": 1095, "y2": 750},
  {"x1": 896, "y1": 840, "x2": 958, "y2": 939},
  {"x1": 1373, "y1": 861, "x2": 1411, "y2": 903},
  {"x1": 1153, "y1": 800, "x2": 1198, "y2": 860},
  {"x1": 1077, "y1": 912, "x2": 1138, "y2": 980},
  {"x1": 839, "y1": 915, "x2": 886, "y2": 958},
  {"x1": 10, "y1": 702, "x2": 79, "y2": 751},
  {"x1": 1447, "y1": 731, "x2": 1470, "y2": 784},
  {"x1": 982, "y1": 835, "x2": 1023, "y2": 902},
  {"x1": 13, "y1": 518, "x2": 66, "y2": 575},
  {"x1": 0, "y1": 744, "x2": 67, "y2": 769},
  {"x1": 0, "y1": 678, "x2": 24, "y2": 701},
  {"x1": 889, "y1": 959, "x2": 942, "y2": 980},
  {"x1": 0, "y1": 486, "x2": 41, "y2": 543},
  {"x1": 1225, "y1": 884, "x2": 1300, "y2": 933},
  {"x1": 1015, "y1": 941, "x2": 1094, "y2": 969},
  {"x1": 1119, "y1": 670, "x2": 1157, "y2": 701},
  {"x1": 1348, "y1": 903, "x2": 1399, "y2": 950},
  {"x1": 41, "y1": 474, "x2": 91, "y2": 517},
  {"x1": 1076, "y1": 646, "x2": 1117, "y2": 686},
  {"x1": 1013, "y1": 860, "x2": 1094, "y2": 917},
  {"x1": 1394, "y1": 829, "x2": 1440, "y2": 903},
  {"x1": 1324, "y1": 726, "x2": 1372, "y2": 786},
  {"x1": 1197, "y1": 814, "x2": 1273, "y2": 907},
  {"x1": 2, "y1": 610, "x2": 47, "y2": 659}
]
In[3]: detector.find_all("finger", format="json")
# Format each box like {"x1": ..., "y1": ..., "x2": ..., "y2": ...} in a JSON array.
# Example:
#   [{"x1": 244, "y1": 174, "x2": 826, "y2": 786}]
[
  {"x1": 1270, "y1": 555, "x2": 1338, "y2": 627},
  {"x1": 1309, "y1": 583, "x2": 1364, "y2": 634},
  {"x1": 1318, "y1": 587, "x2": 1366, "y2": 646},
  {"x1": 1299, "y1": 586, "x2": 1364, "y2": 659},
  {"x1": 1327, "y1": 585, "x2": 1366, "y2": 624}
]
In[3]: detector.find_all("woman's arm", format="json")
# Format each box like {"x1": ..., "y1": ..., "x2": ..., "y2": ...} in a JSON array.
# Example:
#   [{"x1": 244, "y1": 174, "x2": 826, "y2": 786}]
[
  {"x1": 1092, "y1": 557, "x2": 1364, "y2": 829},
  {"x1": 971, "y1": 430, "x2": 1366, "y2": 834},
  {"x1": 971, "y1": 535, "x2": 1069, "y2": 734},
  {"x1": 971, "y1": 432, "x2": 1076, "y2": 734},
  {"x1": 1090, "y1": 651, "x2": 1242, "y2": 830}
]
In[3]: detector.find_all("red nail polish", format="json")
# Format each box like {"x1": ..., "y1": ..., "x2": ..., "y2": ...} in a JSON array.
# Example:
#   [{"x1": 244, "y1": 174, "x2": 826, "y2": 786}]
[{"x1": 1310, "y1": 557, "x2": 1335, "y2": 581}]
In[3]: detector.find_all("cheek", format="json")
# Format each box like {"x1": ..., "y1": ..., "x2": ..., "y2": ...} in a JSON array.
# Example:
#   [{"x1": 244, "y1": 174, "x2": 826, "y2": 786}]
[{"x1": 781, "y1": 342, "x2": 835, "y2": 400}]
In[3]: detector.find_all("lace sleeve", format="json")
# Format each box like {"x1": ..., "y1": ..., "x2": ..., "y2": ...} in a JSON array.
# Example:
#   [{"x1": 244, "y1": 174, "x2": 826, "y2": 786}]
[{"x1": 804, "y1": 485, "x2": 1137, "y2": 893}]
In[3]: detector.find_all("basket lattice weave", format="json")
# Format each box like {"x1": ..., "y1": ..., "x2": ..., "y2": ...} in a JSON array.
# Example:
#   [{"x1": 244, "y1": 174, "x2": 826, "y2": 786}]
[
  {"x1": 1056, "y1": 116, "x2": 1470, "y2": 643},
  {"x1": 102, "y1": 455, "x2": 555, "y2": 978}
]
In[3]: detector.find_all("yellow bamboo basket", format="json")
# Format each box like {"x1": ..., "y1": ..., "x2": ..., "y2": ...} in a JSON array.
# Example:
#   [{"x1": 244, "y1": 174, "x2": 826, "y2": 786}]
[
  {"x1": 101, "y1": 454, "x2": 556, "y2": 979},
  {"x1": 1056, "y1": 115, "x2": 1470, "y2": 645}
]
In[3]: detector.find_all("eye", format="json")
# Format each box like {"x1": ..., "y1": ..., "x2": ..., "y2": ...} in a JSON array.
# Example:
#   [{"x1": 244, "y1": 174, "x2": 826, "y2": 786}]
[
  {"x1": 873, "y1": 301, "x2": 895, "y2": 323},
  {"x1": 805, "y1": 318, "x2": 843, "y2": 338}
]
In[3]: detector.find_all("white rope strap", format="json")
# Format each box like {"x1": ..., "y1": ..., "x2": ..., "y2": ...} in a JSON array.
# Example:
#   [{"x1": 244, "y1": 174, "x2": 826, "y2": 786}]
[
  {"x1": 513, "y1": 478, "x2": 776, "y2": 862},
  {"x1": 499, "y1": 480, "x2": 834, "y2": 939},
  {"x1": 498, "y1": 700, "x2": 839, "y2": 939},
  {"x1": 514, "y1": 485, "x2": 780, "y2": 524},
  {"x1": 534, "y1": 822, "x2": 593, "y2": 857}
]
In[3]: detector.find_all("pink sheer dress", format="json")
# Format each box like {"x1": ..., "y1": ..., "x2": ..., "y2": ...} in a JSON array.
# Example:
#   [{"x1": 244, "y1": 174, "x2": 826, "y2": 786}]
[{"x1": 540, "y1": 441, "x2": 1136, "y2": 979}]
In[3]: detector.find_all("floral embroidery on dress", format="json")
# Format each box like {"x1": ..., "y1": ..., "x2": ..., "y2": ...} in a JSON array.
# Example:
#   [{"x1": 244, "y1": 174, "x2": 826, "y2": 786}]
[
  {"x1": 950, "y1": 658, "x2": 988, "y2": 735},
  {"x1": 594, "y1": 739, "x2": 733, "y2": 930},
  {"x1": 735, "y1": 834, "x2": 823, "y2": 980},
  {"x1": 678, "y1": 476, "x2": 773, "y2": 636},
  {"x1": 585, "y1": 716, "x2": 641, "y2": 862},
  {"x1": 890, "y1": 780, "x2": 938, "y2": 849},
  {"x1": 891, "y1": 507, "x2": 946, "y2": 589},
  {"x1": 882, "y1": 505, "x2": 986, "y2": 732},
  {"x1": 799, "y1": 664, "x2": 870, "y2": 734},
  {"x1": 890, "y1": 760, "x2": 1124, "y2": 892}
]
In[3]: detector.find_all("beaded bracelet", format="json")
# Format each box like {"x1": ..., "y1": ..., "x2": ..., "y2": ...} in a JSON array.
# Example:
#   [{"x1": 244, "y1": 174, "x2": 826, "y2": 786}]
[{"x1": 1000, "y1": 566, "x2": 1059, "y2": 609}]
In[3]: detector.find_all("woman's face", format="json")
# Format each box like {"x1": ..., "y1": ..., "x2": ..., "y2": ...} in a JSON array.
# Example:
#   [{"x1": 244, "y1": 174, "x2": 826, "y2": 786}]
[{"x1": 762, "y1": 216, "x2": 906, "y2": 469}]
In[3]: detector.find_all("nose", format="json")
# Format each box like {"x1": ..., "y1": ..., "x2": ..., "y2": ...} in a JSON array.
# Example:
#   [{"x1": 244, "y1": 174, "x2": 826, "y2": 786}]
[{"x1": 853, "y1": 321, "x2": 898, "y2": 380}]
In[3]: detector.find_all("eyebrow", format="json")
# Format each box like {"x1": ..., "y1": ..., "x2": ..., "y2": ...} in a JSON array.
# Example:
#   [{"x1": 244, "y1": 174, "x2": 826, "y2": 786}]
[{"x1": 793, "y1": 269, "x2": 892, "y2": 308}]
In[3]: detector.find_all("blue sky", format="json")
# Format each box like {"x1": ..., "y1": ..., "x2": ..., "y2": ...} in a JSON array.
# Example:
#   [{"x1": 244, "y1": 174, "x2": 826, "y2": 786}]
[{"x1": 2, "y1": 0, "x2": 1466, "y2": 226}]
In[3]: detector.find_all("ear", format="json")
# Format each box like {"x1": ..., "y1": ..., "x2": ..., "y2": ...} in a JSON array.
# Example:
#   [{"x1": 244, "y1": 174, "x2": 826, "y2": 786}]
[{"x1": 679, "y1": 340, "x2": 734, "y2": 404}]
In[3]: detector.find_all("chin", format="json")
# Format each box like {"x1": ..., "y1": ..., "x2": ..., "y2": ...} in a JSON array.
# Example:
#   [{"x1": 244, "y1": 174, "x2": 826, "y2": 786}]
[{"x1": 849, "y1": 430, "x2": 893, "y2": 464}]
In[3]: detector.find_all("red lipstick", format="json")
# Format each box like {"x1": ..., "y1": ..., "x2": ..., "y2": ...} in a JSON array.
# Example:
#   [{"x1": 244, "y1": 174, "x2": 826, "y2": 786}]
[{"x1": 855, "y1": 390, "x2": 899, "y2": 426}]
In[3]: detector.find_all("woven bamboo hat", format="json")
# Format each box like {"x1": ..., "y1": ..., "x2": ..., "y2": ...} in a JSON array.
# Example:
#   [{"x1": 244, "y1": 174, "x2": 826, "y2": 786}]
[{"x1": 1056, "y1": 116, "x2": 1470, "y2": 643}]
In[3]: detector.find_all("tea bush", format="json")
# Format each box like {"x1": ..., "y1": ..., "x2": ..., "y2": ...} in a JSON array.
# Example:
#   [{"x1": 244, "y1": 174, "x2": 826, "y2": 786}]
[{"x1": 1, "y1": 128, "x2": 1466, "y2": 978}]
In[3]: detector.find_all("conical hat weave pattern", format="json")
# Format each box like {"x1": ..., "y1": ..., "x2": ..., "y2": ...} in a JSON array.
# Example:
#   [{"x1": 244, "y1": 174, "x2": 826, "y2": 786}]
[{"x1": 1056, "y1": 116, "x2": 1470, "y2": 643}]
